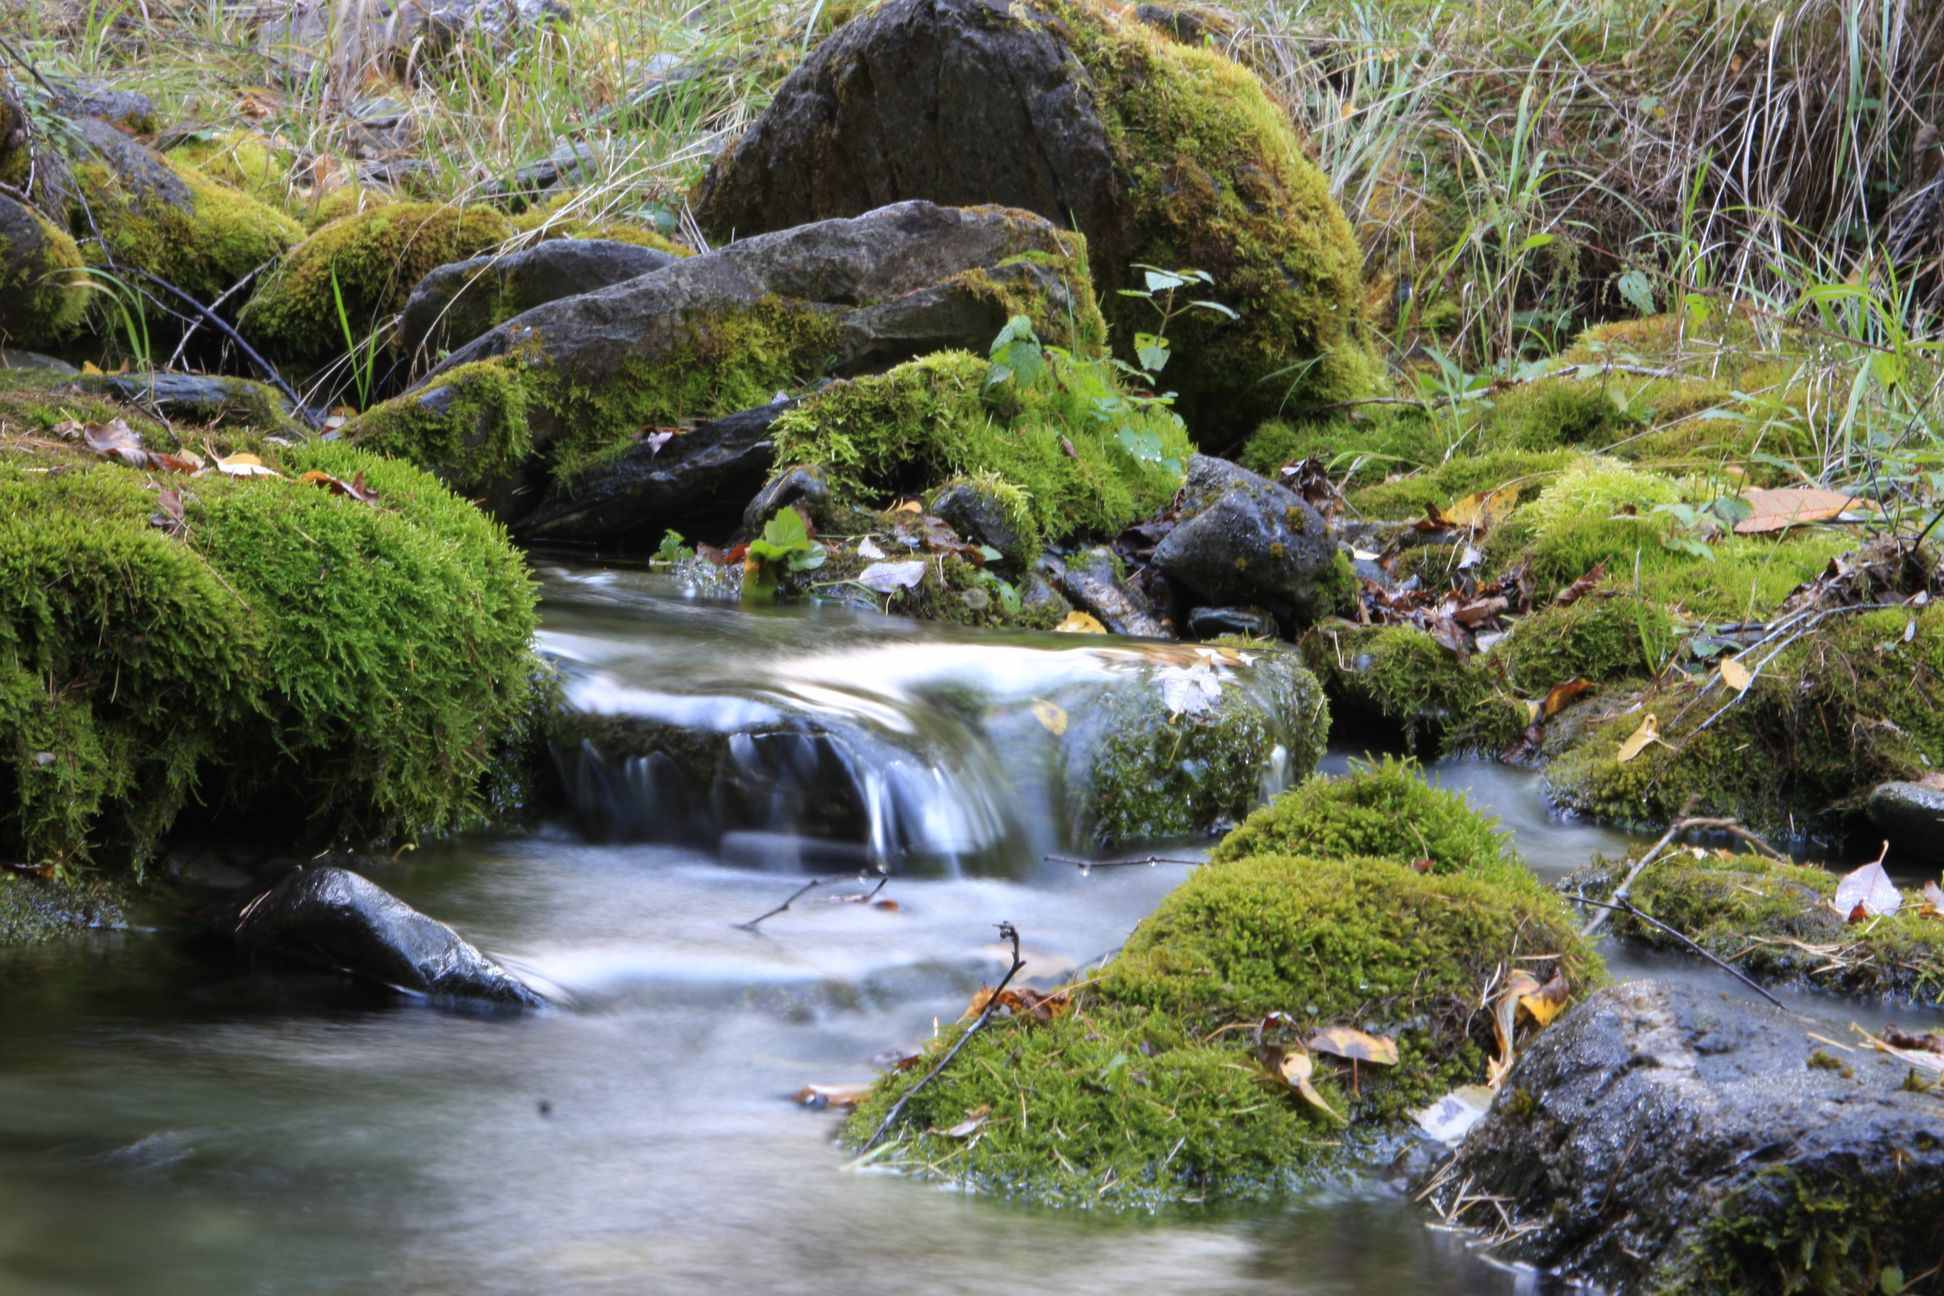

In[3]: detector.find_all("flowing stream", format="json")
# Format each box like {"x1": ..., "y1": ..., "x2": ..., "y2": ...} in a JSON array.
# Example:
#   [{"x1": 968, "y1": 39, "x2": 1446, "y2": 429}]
[{"x1": 0, "y1": 567, "x2": 1897, "y2": 1295}]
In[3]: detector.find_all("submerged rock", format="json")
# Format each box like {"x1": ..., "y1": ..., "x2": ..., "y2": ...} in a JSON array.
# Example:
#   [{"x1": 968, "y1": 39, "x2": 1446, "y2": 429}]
[
  {"x1": 694, "y1": 0, "x2": 1375, "y2": 427},
  {"x1": 1435, "y1": 979, "x2": 1944, "y2": 1294},
  {"x1": 399, "y1": 237, "x2": 679, "y2": 361},
  {"x1": 235, "y1": 866, "x2": 542, "y2": 1007}
]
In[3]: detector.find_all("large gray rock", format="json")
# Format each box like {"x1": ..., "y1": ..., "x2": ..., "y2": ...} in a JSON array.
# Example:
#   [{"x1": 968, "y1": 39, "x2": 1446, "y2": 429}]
[
  {"x1": 234, "y1": 866, "x2": 542, "y2": 1008},
  {"x1": 1152, "y1": 455, "x2": 1341, "y2": 632},
  {"x1": 1431, "y1": 979, "x2": 1944, "y2": 1293},
  {"x1": 1868, "y1": 779, "x2": 1944, "y2": 853},
  {"x1": 400, "y1": 237, "x2": 679, "y2": 361}
]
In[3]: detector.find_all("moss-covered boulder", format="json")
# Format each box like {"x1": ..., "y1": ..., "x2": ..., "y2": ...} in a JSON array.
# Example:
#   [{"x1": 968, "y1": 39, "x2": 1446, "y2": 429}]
[
  {"x1": 1299, "y1": 621, "x2": 1523, "y2": 755},
  {"x1": 695, "y1": 0, "x2": 1374, "y2": 428},
  {"x1": 0, "y1": 420, "x2": 539, "y2": 877},
  {"x1": 239, "y1": 201, "x2": 517, "y2": 362},
  {"x1": 70, "y1": 118, "x2": 303, "y2": 318},
  {"x1": 846, "y1": 849, "x2": 1599, "y2": 1204},
  {"x1": 0, "y1": 194, "x2": 88, "y2": 347},
  {"x1": 364, "y1": 201, "x2": 1106, "y2": 535}
]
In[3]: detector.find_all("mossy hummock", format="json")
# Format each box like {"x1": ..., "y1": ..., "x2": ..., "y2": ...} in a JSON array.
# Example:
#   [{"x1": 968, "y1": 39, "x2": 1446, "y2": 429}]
[
  {"x1": 0, "y1": 430, "x2": 539, "y2": 874},
  {"x1": 0, "y1": 196, "x2": 89, "y2": 346}
]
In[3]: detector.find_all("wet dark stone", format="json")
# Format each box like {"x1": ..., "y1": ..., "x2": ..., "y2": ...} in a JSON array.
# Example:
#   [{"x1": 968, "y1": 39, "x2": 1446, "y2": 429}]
[
  {"x1": 77, "y1": 372, "x2": 299, "y2": 431},
  {"x1": 1186, "y1": 605, "x2": 1276, "y2": 639},
  {"x1": 400, "y1": 238, "x2": 679, "y2": 359},
  {"x1": 1040, "y1": 546, "x2": 1167, "y2": 637},
  {"x1": 1867, "y1": 780, "x2": 1944, "y2": 853},
  {"x1": 233, "y1": 866, "x2": 543, "y2": 1008},
  {"x1": 929, "y1": 480, "x2": 1026, "y2": 563},
  {"x1": 1431, "y1": 979, "x2": 1944, "y2": 1292},
  {"x1": 1151, "y1": 455, "x2": 1338, "y2": 630}
]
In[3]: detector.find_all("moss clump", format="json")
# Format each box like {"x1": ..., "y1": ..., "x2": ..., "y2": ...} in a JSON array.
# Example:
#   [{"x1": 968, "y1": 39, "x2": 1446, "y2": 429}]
[
  {"x1": 1241, "y1": 410, "x2": 1441, "y2": 482},
  {"x1": 239, "y1": 202, "x2": 516, "y2": 361},
  {"x1": 1570, "y1": 850, "x2": 1944, "y2": 1005},
  {"x1": 1481, "y1": 379, "x2": 1630, "y2": 452},
  {"x1": 0, "y1": 431, "x2": 539, "y2": 875},
  {"x1": 1548, "y1": 605, "x2": 1944, "y2": 837},
  {"x1": 1498, "y1": 594, "x2": 1677, "y2": 691},
  {"x1": 511, "y1": 190, "x2": 691, "y2": 258},
  {"x1": 1299, "y1": 622, "x2": 1521, "y2": 756},
  {"x1": 769, "y1": 347, "x2": 1192, "y2": 551},
  {"x1": 0, "y1": 198, "x2": 89, "y2": 345},
  {"x1": 0, "y1": 870, "x2": 132, "y2": 943},
  {"x1": 1066, "y1": 644, "x2": 1328, "y2": 847},
  {"x1": 1211, "y1": 755, "x2": 1530, "y2": 888},
  {"x1": 846, "y1": 851, "x2": 1601, "y2": 1204},
  {"x1": 344, "y1": 357, "x2": 532, "y2": 501},
  {"x1": 1349, "y1": 449, "x2": 1578, "y2": 519},
  {"x1": 74, "y1": 157, "x2": 304, "y2": 317}
]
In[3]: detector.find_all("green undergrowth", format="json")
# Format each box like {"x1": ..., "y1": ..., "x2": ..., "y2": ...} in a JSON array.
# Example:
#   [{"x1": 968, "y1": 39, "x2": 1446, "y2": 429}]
[
  {"x1": 1568, "y1": 850, "x2": 1944, "y2": 1004},
  {"x1": 0, "y1": 430, "x2": 539, "y2": 874},
  {"x1": 793, "y1": 549, "x2": 1067, "y2": 631},
  {"x1": 847, "y1": 845, "x2": 1599, "y2": 1205},
  {"x1": 1299, "y1": 622, "x2": 1523, "y2": 756},
  {"x1": 770, "y1": 348, "x2": 1191, "y2": 551}
]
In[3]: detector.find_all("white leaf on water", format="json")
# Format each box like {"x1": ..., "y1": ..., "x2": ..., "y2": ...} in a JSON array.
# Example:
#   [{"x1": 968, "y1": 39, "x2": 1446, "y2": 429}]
[
  {"x1": 1832, "y1": 859, "x2": 1902, "y2": 919},
  {"x1": 1157, "y1": 663, "x2": 1223, "y2": 718},
  {"x1": 856, "y1": 560, "x2": 927, "y2": 594}
]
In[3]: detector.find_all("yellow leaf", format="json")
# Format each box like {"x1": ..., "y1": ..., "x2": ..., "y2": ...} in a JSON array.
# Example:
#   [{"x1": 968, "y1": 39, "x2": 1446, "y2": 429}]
[
  {"x1": 1305, "y1": 1026, "x2": 1399, "y2": 1066},
  {"x1": 1054, "y1": 611, "x2": 1107, "y2": 635},
  {"x1": 891, "y1": 498, "x2": 923, "y2": 514},
  {"x1": 1443, "y1": 485, "x2": 1520, "y2": 533},
  {"x1": 215, "y1": 452, "x2": 282, "y2": 479},
  {"x1": 1614, "y1": 713, "x2": 1660, "y2": 764},
  {"x1": 1516, "y1": 970, "x2": 1572, "y2": 1027},
  {"x1": 1276, "y1": 1047, "x2": 1345, "y2": 1122},
  {"x1": 1030, "y1": 699, "x2": 1068, "y2": 735},
  {"x1": 80, "y1": 360, "x2": 104, "y2": 376},
  {"x1": 1719, "y1": 656, "x2": 1752, "y2": 692}
]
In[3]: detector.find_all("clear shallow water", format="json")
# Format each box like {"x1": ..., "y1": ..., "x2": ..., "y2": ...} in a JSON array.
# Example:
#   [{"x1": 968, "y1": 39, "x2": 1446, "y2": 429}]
[{"x1": 0, "y1": 570, "x2": 1901, "y2": 1295}]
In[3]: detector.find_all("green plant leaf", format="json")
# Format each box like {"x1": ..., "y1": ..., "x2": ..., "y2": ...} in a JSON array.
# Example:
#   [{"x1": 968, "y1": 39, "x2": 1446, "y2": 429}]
[
  {"x1": 1134, "y1": 331, "x2": 1170, "y2": 374},
  {"x1": 1617, "y1": 269, "x2": 1656, "y2": 318}
]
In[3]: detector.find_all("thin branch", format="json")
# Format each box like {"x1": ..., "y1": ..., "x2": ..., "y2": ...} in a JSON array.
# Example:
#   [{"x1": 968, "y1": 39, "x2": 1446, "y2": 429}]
[
  {"x1": 123, "y1": 269, "x2": 317, "y2": 427},
  {"x1": 1581, "y1": 799, "x2": 1697, "y2": 938},
  {"x1": 733, "y1": 877, "x2": 822, "y2": 932},
  {"x1": 1044, "y1": 852, "x2": 1203, "y2": 871},
  {"x1": 164, "y1": 257, "x2": 279, "y2": 371},
  {"x1": 864, "y1": 921, "x2": 1024, "y2": 1151},
  {"x1": 1573, "y1": 896, "x2": 1787, "y2": 1011}
]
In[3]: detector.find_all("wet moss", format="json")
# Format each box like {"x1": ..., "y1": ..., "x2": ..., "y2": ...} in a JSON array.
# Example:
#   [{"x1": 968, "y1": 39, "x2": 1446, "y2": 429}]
[
  {"x1": 239, "y1": 202, "x2": 516, "y2": 361},
  {"x1": 343, "y1": 357, "x2": 532, "y2": 500},
  {"x1": 0, "y1": 202, "x2": 89, "y2": 345},
  {"x1": 1498, "y1": 594, "x2": 1677, "y2": 691},
  {"x1": 1240, "y1": 410, "x2": 1441, "y2": 483},
  {"x1": 0, "y1": 870, "x2": 132, "y2": 943},
  {"x1": 0, "y1": 431, "x2": 539, "y2": 875},
  {"x1": 1348, "y1": 449, "x2": 1577, "y2": 520},
  {"x1": 1299, "y1": 622, "x2": 1521, "y2": 756},
  {"x1": 1671, "y1": 1163, "x2": 1932, "y2": 1295},
  {"x1": 846, "y1": 850, "x2": 1600, "y2": 1205}
]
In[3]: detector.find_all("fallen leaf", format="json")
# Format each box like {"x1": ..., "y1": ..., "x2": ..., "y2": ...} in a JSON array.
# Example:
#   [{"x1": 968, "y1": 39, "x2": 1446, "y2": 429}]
[
  {"x1": 1516, "y1": 970, "x2": 1572, "y2": 1027},
  {"x1": 1410, "y1": 857, "x2": 1434, "y2": 874},
  {"x1": 1410, "y1": 1084, "x2": 1496, "y2": 1145},
  {"x1": 148, "y1": 486, "x2": 188, "y2": 537},
  {"x1": 1832, "y1": 858, "x2": 1902, "y2": 921},
  {"x1": 1488, "y1": 969, "x2": 1543, "y2": 1088},
  {"x1": 873, "y1": 898, "x2": 900, "y2": 912},
  {"x1": 792, "y1": 1083, "x2": 872, "y2": 1110},
  {"x1": 1305, "y1": 1027, "x2": 1399, "y2": 1066},
  {"x1": 82, "y1": 418, "x2": 151, "y2": 468},
  {"x1": 214, "y1": 452, "x2": 282, "y2": 479},
  {"x1": 1270, "y1": 1045, "x2": 1345, "y2": 1122},
  {"x1": 1443, "y1": 485, "x2": 1521, "y2": 533},
  {"x1": 1921, "y1": 879, "x2": 1944, "y2": 919},
  {"x1": 856, "y1": 559, "x2": 927, "y2": 594},
  {"x1": 940, "y1": 1109, "x2": 990, "y2": 1139},
  {"x1": 1553, "y1": 561, "x2": 1608, "y2": 607},
  {"x1": 891, "y1": 499, "x2": 922, "y2": 514},
  {"x1": 1031, "y1": 699, "x2": 1068, "y2": 735},
  {"x1": 1542, "y1": 678, "x2": 1593, "y2": 719},
  {"x1": 1055, "y1": 611, "x2": 1107, "y2": 634},
  {"x1": 297, "y1": 469, "x2": 380, "y2": 503},
  {"x1": 1156, "y1": 662, "x2": 1223, "y2": 718},
  {"x1": 856, "y1": 537, "x2": 886, "y2": 560},
  {"x1": 1719, "y1": 656, "x2": 1753, "y2": 691},
  {"x1": 1734, "y1": 486, "x2": 1871, "y2": 534},
  {"x1": 1614, "y1": 713, "x2": 1661, "y2": 763}
]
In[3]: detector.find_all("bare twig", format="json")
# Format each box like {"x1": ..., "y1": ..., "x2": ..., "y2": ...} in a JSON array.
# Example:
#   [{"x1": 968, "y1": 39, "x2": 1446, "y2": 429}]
[
  {"x1": 1572, "y1": 896, "x2": 1787, "y2": 1010},
  {"x1": 124, "y1": 269, "x2": 316, "y2": 426},
  {"x1": 1044, "y1": 852, "x2": 1203, "y2": 871},
  {"x1": 164, "y1": 257, "x2": 280, "y2": 371},
  {"x1": 1581, "y1": 799, "x2": 1698, "y2": 938},
  {"x1": 733, "y1": 877, "x2": 822, "y2": 932},
  {"x1": 864, "y1": 921, "x2": 1025, "y2": 1151}
]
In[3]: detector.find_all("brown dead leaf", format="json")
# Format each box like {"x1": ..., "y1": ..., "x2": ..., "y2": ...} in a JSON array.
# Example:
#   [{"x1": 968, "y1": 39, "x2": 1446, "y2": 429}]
[
  {"x1": 298, "y1": 469, "x2": 380, "y2": 503},
  {"x1": 148, "y1": 486, "x2": 188, "y2": 538},
  {"x1": 1517, "y1": 970, "x2": 1572, "y2": 1027},
  {"x1": 1614, "y1": 713, "x2": 1661, "y2": 763},
  {"x1": 1488, "y1": 969, "x2": 1543, "y2": 1088},
  {"x1": 1305, "y1": 1027, "x2": 1399, "y2": 1066},
  {"x1": 1734, "y1": 486, "x2": 1872, "y2": 535},
  {"x1": 1719, "y1": 656, "x2": 1753, "y2": 692},
  {"x1": 792, "y1": 1083, "x2": 872, "y2": 1110},
  {"x1": 82, "y1": 418, "x2": 151, "y2": 468},
  {"x1": 1553, "y1": 561, "x2": 1608, "y2": 607},
  {"x1": 1542, "y1": 678, "x2": 1594, "y2": 719},
  {"x1": 891, "y1": 499, "x2": 923, "y2": 514},
  {"x1": 1054, "y1": 611, "x2": 1107, "y2": 634},
  {"x1": 1269, "y1": 1045, "x2": 1345, "y2": 1122}
]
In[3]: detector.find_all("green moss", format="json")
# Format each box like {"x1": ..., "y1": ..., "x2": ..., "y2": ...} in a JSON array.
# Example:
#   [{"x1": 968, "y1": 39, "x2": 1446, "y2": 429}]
[
  {"x1": 1573, "y1": 849, "x2": 1944, "y2": 1005},
  {"x1": 0, "y1": 870, "x2": 132, "y2": 943},
  {"x1": 344, "y1": 357, "x2": 532, "y2": 499},
  {"x1": 1211, "y1": 755, "x2": 1532, "y2": 890},
  {"x1": 0, "y1": 203, "x2": 89, "y2": 345},
  {"x1": 1349, "y1": 449, "x2": 1577, "y2": 520},
  {"x1": 511, "y1": 190, "x2": 691, "y2": 258},
  {"x1": 1030, "y1": 0, "x2": 1376, "y2": 424},
  {"x1": 846, "y1": 851, "x2": 1600, "y2": 1204},
  {"x1": 1671, "y1": 1164, "x2": 1930, "y2": 1296},
  {"x1": 75, "y1": 158, "x2": 304, "y2": 317},
  {"x1": 0, "y1": 432, "x2": 539, "y2": 875},
  {"x1": 1071, "y1": 645, "x2": 1328, "y2": 847},
  {"x1": 769, "y1": 347, "x2": 1192, "y2": 550},
  {"x1": 239, "y1": 202, "x2": 516, "y2": 361},
  {"x1": 1240, "y1": 411, "x2": 1441, "y2": 481},
  {"x1": 1499, "y1": 594, "x2": 1677, "y2": 690},
  {"x1": 1299, "y1": 622, "x2": 1521, "y2": 756},
  {"x1": 1548, "y1": 605, "x2": 1944, "y2": 837},
  {"x1": 1482, "y1": 379, "x2": 1630, "y2": 452}
]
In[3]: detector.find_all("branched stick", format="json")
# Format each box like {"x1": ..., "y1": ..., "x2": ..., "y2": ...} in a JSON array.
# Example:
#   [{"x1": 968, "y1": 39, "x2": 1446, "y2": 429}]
[
  {"x1": 864, "y1": 921, "x2": 1024, "y2": 1151},
  {"x1": 1581, "y1": 800, "x2": 1698, "y2": 938},
  {"x1": 1573, "y1": 897, "x2": 1787, "y2": 1010},
  {"x1": 165, "y1": 257, "x2": 279, "y2": 371},
  {"x1": 124, "y1": 269, "x2": 317, "y2": 426},
  {"x1": 1045, "y1": 852, "x2": 1203, "y2": 871},
  {"x1": 734, "y1": 877, "x2": 822, "y2": 932}
]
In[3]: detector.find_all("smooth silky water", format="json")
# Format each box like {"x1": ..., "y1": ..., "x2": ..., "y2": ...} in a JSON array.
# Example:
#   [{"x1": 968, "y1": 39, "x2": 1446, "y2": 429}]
[{"x1": 0, "y1": 568, "x2": 1895, "y2": 1295}]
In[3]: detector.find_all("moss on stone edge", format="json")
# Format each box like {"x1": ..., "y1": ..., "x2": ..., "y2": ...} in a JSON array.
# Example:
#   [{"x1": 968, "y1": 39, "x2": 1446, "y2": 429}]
[
  {"x1": 0, "y1": 201, "x2": 90, "y2": 345},
  {"x1": 0, "y1": 435, "x2": 539, "y2": 874},
  {"x1": 344, "y1": 358, "x2": 533, "y2": 501},
  {"x1": 1497, "y1": 594, "x2": 1677, "y2": 693},
  {"x1": 74, "y1": 157, "x2": 304, "y2": 317},
  {"x1": 240, "y1": 202, "x2": 516, "y2": 362},
  {"x1": 769, "y1": 349, "x2": 1192, "y2": 551},
  {"x1": 0, "y1": 870, "x2": 131, "y2": 944},
  {"x1": 844, "y1": 851, "x2": 1601, "y2": 1205},
  {"x1": 1299, "y1": 622, "x2": 1524, "y2": 757}
]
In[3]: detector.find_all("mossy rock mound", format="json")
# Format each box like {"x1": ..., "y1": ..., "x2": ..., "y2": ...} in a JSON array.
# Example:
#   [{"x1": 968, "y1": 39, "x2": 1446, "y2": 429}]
[
  {"x1": 1568, "y1": 850, "x2": 1944, "y2": 1004},
  {"x1": 695, "y1": 0, "x2": 1374, "y2": 428},
  {"x1": 0, "y1": 194, "x2": 89, "y2": 347},
  {"x1": 1298, "y1": 621, "x2": 1523, "y2": 756},
  {"x1": 0, "y1": 427, "x2": 539, "y2": 874},
  {"x1": 846, "y1": 850, "x2": 1600, "y2": 1205},
  {"x1": 70, "y1": 118, "x2": 303, "y2": 318},
  {"x1": 164, "y1": 129, "x2": 363, "y2": 230},
  {"x1": 240, "y1": 201, "x2": 516, "y2": 363}
]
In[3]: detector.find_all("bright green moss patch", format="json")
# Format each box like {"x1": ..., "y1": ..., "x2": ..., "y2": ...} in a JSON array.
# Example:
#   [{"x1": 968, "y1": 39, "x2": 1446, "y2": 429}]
[
  {"x1": 0, "y1": 433, "x2": 539, "y2": 875},
  {"x1": 1569, "y1": 850, "x2": 1944, "y2": 1005},
  {"x1": 344, "y1": 357, "x2": 533, "y2": 500},
  {"x1": 1241, "y1": 410, "x2": 1440, "y2": 482},
  {"x1": 1211, "y1": 755, "x2": 1530, "y2": 890},
  {"x1": 1349, "y1": 449, "x2": 1577, "y2": 520},
  {"x1": 1498, "y1": 594, "x2": 1676, "y2": 691},
  {"x1": 1299, "y1": 622, "x2": 1521, "y2": 756},
  {"x1": 848, "y1": 850, "x2": 1600, "y2": 1204},
  {"x1": 769, "y1": 348, "x2": 1192, "y2": 550},
  {"x1": 239, "y1": 201, "x2": 516, "y2": 361}
]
